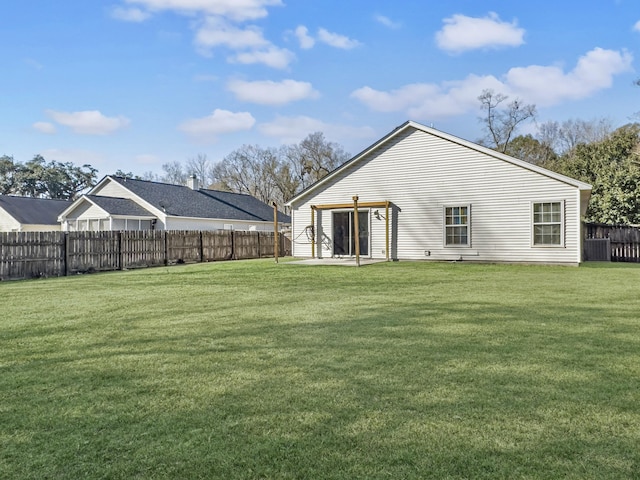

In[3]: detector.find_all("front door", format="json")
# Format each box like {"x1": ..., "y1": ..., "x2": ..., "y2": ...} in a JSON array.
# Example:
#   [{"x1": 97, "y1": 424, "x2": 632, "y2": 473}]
[{"x1": 332, "y1": 211, "x2": 368, "y2": 256}]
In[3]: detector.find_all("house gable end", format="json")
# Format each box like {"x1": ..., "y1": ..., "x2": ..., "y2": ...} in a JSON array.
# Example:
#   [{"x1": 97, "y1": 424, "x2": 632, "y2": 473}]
[{"x1": 287, "y1": 121, "x2": 591, "y2": 207}]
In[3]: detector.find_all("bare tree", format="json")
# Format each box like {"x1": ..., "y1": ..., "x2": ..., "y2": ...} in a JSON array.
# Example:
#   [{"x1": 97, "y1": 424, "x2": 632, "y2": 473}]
[
  {"x1": 140, "y1": 170, "x2": 161, "y2": 182},
  {"x1": 478, "y1": 89, "x2": 536, "y2": 153},
  {"x1": 283, "y1": 132, "x2": 350, "y2": 191},
  {"x1": 210, "y1": 145, "x2": 280, "y2": 204},
  {"x1": 536, "y1": 118, "x2": 612, "y2": 154},
  {"x1": 160, "y1": 160, "x2": 187, "y2": 185},
  {"x1": 186, "y1": 153, "x2": 212, "y2": 187},
  {"x1": 200, "y1": 132, "x2": 350, "y2": 206}
]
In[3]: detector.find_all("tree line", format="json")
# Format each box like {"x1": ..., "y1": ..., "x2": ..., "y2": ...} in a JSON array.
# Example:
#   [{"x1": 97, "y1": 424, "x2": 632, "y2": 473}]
[
  {"x1": 0, "y1": 155, "x2": 97, "y2": 200},
  {"x1": 2, "y1": 91, "x2": 639, "y2": 224},
  {"x1": 120, "y1": 132, "x2": 350, "y2": 208},
  {"x1": 477, "y1": 89, "x2": 640, "y2": 224}
]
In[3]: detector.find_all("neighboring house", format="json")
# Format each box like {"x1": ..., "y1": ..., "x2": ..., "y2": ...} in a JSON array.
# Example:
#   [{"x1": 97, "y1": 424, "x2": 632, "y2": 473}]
[
  {"x1": 59, "y1": 175, "x2": 290, "y2": 232},
  {"x1": 286, "y1": 121, "x2": 592, "y2": 265},
  {"x1": 0, "y1": 195, "x2": 70, "y2": 232}
]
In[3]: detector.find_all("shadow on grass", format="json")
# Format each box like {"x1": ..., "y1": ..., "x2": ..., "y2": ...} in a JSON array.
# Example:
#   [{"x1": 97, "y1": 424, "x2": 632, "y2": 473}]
[{"x1": 3, "y1": 296, "x2": 639, "y2": 478}]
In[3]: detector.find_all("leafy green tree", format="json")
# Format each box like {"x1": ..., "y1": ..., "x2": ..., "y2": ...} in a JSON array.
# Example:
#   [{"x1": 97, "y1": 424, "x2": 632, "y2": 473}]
[
  {"x1": 114, "y1": 169, "x2": 142, "y2": 179},
  {"x1": 0, "y1": 155, "x2": 97, "y2": 200},
  {"x1": 542, "y1": 124, "x2": 640, "y2": 224},
  {"x1": 0, "y1": 155, "x2": 17, "y2": 194},
  {"x1": 504, "y1": 134, "x2": 557, "y2": 165}
]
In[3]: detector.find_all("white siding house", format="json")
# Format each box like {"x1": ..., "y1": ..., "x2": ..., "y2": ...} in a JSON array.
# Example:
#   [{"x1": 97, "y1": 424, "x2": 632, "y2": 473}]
[
  {"x1": 59, "y1": 176, "x2": 290, "y2": 232},
  {"x1": 0, "y1": 196, "x2": 70, "y2": 232},
  {"x1": 287, "y1": 121, "x2": 592, "y2": 265}
]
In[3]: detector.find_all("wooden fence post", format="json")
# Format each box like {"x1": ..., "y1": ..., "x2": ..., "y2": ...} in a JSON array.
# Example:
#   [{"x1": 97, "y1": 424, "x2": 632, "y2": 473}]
[
  {"x1": 64, "y1": 232, "x2": 70, "y2": 277},
  {"x1": 257, "y1": 231, "x2": 261, "y2": 259},
  {"x1": 117, "y1": 231, "x2": 123, "y2": 270},
  {"x1": 163, "y1": 231, "x2": 168, "y2": 266}
]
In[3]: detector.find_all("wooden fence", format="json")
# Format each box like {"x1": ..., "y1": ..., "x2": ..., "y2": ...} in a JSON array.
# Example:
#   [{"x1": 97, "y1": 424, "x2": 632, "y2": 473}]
[
  {"x1": 0, "y1": 230, "x2": 290, "y2": 281},
  {"x1": 584, "y1": 223, "x2": 640, "y2": 262}
]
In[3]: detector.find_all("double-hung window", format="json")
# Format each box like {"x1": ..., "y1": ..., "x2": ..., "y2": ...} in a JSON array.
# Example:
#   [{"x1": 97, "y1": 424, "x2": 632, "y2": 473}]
[
  {"x1": 444, "y1": 205, "x2": 470, "y2": 246},
  {"x1": 532, "y1": 201, "x2": 563, "y2": 246}
]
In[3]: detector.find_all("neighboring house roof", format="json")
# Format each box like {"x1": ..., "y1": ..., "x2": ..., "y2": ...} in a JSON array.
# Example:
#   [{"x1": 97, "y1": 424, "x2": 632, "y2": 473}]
[
  {"x1": 104, "y1": 176, "x2": 290, "y2": 223},
  {"x1": 0, "y1": 195, "x2": 70, "y2": 225},
  {"x1": 85, "y1": 195, "x2": 154, "y2": 217},
  {"x1": 287, "y1": 120, "x2": 592, "y2": 205}
]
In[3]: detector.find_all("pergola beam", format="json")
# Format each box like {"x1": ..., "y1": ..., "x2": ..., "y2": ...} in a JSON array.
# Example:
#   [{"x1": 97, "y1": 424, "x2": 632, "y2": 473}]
[{"x1": 309, "y1": 200, "x2": 391, "y2": 261}]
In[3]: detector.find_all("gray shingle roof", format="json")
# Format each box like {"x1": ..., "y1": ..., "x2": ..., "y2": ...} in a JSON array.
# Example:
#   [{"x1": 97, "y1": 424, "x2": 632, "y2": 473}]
[
  {"x1": 108, "y1": 176, "x2": 290, "y2": 223},
  {"x1": 86, "y1": 195, "x2": 154, "y2": 217},
  {"x1": 0, "y1": 195, "x2": 71, "y2": 225}
]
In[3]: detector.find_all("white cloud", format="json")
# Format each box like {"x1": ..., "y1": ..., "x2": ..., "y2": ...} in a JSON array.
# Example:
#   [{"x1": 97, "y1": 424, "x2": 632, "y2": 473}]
[
  {"x1": 317, "y1": 28, "x2": 361, "y2": 49},
  {"x1": 179, "y1": 109, "x2": 255, "y2": 142},
  {"x1": 33, "y1": 122, "x2": 57, "y2": 134},
  {"x1": 227, "y1": 79, "x2": 319, "y2": 105},
  {"x1": 351, "y1": 48, "x2": 633, "y2": 119},
  {"x1": 294, "y1": 25, "x2": 315, "y2": 49},
  {"x1": 194, "y1": 17, "x2": 294, "y2": 68},
  {"x1": 122, "y1": 0, "x2": 283, "y2": 22},
  {"x1": 351, "y1": 77, "x2": 503, "y2": 119},
  {"x1": 195, "y1": 17, "x2": 269, "y2": 50},
  {"x1": 291, "y1": 26, "x2": 361, "y2": 50},
  {"x1": 504, "y1": 47, "x2": 633, "y2": 106},
  {"x1": 435, "y1": 12, "x2": 525, "y2": 53},
  {"x1": 230, "y1": 46, "x2": 294, "y2": 69},
  {"x1": 45, "y1": 110, "x2": 131, "y2": 135},
  {"x1": 259, "y1": 115, "x2": 375, "y2": 145},
  {"x1": 633, "y1": 20, "x2": 640, "y2": 32},
  {"x1": 111, "y1": 6, "x2": 151, "y2": 22},
  {"x1": 374, "y1": 14, "x2": 401, "y2": 29},
  {"x1": 117, "y1": 1, "x2": 290, "y2": 68}
]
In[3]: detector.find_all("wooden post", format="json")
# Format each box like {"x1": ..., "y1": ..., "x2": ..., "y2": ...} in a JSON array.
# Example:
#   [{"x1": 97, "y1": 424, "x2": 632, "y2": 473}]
[
  {"x1": 353, "y1": 196, "x2": 360, "y2": 267},
  {"x1": 64, "y1": 232, "x2": 70, "y2": 277},
  {"x1": 117, "y1": 231, "x2": 123, "y2": 270},
  {"x1": 163, "y1": 231, "x2": 168, "y2": 266},
  {"x1": 385, "y1": 201, "x2": 390, "y2": 262},
  {"x1": 272, "y1": 202, "x2": 279, "y2": 263},
  {"x1": 311, "y1": 206, "x2": 315, "y2": 258}
]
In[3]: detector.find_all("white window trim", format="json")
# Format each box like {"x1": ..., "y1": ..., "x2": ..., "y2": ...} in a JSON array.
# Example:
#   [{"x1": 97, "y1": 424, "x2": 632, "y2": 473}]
[
  {"x1": 443, "y1": 204, "x2": 471, "y2": 248},
  {"x1": 531, "y1": 200, "x2": 565, "y2": 248}
]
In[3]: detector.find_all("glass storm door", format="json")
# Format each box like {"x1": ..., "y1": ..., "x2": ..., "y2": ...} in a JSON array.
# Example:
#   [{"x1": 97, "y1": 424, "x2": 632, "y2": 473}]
[{"x1": 332, "y1": 211, "x2": 368, "y2": 256}]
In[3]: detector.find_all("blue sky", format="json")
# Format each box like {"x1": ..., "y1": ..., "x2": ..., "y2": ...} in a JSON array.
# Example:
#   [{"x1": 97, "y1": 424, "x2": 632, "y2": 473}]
[{"x1": 2, "y1": 0, "x2": 639, "y2": 178}]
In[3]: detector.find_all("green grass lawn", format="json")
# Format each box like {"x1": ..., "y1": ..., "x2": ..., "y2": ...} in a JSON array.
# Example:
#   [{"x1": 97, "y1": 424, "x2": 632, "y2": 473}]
[{"x1": 1, "y1": 259, "x2": 639, "y2": 479}]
